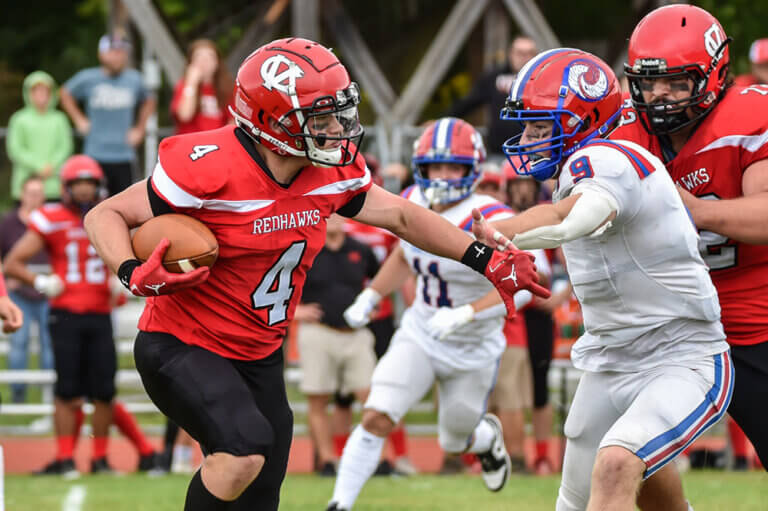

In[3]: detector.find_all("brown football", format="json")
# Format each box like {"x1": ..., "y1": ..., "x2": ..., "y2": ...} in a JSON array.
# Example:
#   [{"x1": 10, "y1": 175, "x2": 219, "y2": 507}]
[{"x1": 131, "y1": 214, "x2": 218, "y2": 273}]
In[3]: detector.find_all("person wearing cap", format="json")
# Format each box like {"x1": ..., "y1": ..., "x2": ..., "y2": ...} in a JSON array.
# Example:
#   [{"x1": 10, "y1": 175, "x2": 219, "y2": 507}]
[
  {"x1": 60, "y1": 31, "x2": 156, "y2": 197},
  {"x1": 6, "y1": 71, "x2": 73, "y2": 202},
  {"x1": 734, "y1": 38, "x2": 768, "y2": 86}
]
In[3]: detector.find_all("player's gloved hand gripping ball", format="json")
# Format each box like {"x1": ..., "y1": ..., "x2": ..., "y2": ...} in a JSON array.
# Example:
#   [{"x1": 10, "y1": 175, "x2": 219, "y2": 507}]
[{"x1": 119, "y1": 214, "x2": 217, "y2": 297}]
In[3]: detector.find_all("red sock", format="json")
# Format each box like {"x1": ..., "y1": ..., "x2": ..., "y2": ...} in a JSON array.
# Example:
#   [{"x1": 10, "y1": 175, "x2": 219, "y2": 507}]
[
  {"x1": 333, "y1": 433, "x2": 349, "y2": 457},
  {"x1": 461, "y1": 453, "x2": 477, "y2": 466},
  {"x1": 92, "y1": 436, "x2": 109, "y2": 459},
  {"x1": 535, "y1": 440, "x2": 549, "y2": 461},
  {"x1": 56, "y1": 435, "x2": 75, "y2": 460},
  {"x1": 73, "y1": 408, "x2": 85, "y2": 448},
  {"x1": 113, "y1": 402, "x2": 155, "y2": 456},
  {"x1": 389, "y1": 427, "x2": 408, "y2": 458},
  {"x1": 728, "y1": 417, "x2": 749, "y2": 458}
]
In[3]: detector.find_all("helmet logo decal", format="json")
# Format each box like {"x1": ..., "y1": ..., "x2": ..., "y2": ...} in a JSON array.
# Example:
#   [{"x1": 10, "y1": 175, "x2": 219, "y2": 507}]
[
  {"x1": 260, "y1": 55, "x2": 304, "y2": 93},
  {"x1": 704, "y1": 23, "x2": 725, "y2": 58},
  {"x1": 567, "y1": 60, "x2": 608, "y2": 101}
]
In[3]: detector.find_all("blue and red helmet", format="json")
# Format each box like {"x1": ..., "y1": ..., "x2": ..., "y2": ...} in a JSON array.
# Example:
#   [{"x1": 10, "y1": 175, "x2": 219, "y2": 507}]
[
  {"x1": 412, "y1": 117, "x2": 486, "y2": 205},
  {"x1": 501, "y1": 48, "x2": 622, "y2": 181}
]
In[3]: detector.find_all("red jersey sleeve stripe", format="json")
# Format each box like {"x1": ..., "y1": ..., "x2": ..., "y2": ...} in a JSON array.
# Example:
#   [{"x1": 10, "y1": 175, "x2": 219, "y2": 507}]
[
  {"x1": 152, "y1": 162, "x2": 275, "y2": 213},
  {"x1": 28, "y1": 210, "x2": 54, "y2": 235},
  {"x1": 695, "y1": 129, "x2": 768, "y2": 154},
  {"x1": 303, "y1": 168, "x2": 372, "y2": 196}
]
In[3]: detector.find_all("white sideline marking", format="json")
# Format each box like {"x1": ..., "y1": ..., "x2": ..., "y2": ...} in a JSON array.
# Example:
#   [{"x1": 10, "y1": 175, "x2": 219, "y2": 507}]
[{"x1": 62, "y1": 485, "x2": 86, "y2": 511}]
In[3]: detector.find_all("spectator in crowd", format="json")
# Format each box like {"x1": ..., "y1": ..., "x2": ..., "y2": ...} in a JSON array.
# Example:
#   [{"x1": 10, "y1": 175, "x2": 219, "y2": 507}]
[
  {"x1": 59, "y1": 31, "x2": 156, "y2": 197},
  {"x1": 295, "y1": 213, "x2": 379, "y2": 476},
  {"x1": 171, "y1": 39, "x2": 234, "y2": 135},
  {"x1": 734, "y1": 38, "x2": 768, "y2": 86},
  {"x1": 503, "y1": 161, "x2": 557, "y2": 475},
  {"x1": 0, "y1": 175, "x2": 52, "y2": 403},
  {"x1": 446, "y1": 36, "x2": 538, "y2": 160},
  {"x1": 6, "y1": 71, "x2": 73, "y2": 202}
]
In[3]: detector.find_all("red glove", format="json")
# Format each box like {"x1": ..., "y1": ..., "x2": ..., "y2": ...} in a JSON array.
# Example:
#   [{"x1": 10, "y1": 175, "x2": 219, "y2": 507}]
[
  {"x1": 461, "y1": 240, "x2": 550, "y2": 315},
  {"x1": 119, "y1": 239, "x2": 209, "y2": 297}
]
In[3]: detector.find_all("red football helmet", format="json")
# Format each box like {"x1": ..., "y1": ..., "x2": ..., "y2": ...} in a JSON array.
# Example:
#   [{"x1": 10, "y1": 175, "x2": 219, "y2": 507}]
[
  {"x1": 230, "y1": 37, "x2": 363, "y2": 167},
  {"x1": 501, "y1": 48, "x2": 622, "y2": 180},
  {"x1": 625, "y1": 5, "x2": 730, "y2": 134},
  {"x1": 412, "y1": 117, "x2": 486, "y2": 205},
  {"x1": 60, "y1": 154, "x2": 106, "y2": 209}
]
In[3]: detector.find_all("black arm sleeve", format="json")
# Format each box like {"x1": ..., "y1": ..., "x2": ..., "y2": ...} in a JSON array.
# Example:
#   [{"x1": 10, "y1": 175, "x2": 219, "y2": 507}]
[
  {"x1": 336, "y1": 192, "x2": 367, "y2": 218},
  {"x1": 146, "y1": 178, "x2": 175, "y2": 217}
]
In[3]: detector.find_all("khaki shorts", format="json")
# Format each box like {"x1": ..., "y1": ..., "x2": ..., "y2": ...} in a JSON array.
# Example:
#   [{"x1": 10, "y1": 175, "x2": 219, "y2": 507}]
[
  {"x1": 297, "y1": 322, "x2": 376, "y2": 395},
  {"x1": 488, "y1": 345, "x2": 533, "y2": 412}
]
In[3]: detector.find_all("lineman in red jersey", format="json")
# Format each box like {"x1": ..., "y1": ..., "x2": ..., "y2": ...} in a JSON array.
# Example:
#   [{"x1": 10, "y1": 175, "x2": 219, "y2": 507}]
[
  {"x1": 5, "y1": 155, "x2": 117, "y2": 475},
  {"x1": 611, "y1": 4, "x2": 768, "y2": 496},
  {"x1": 0, "y1": 267, "x2": 23, "y2": 333},
  {"x1": 84, "y1": 38, "x2": 549, "y2": 511}
]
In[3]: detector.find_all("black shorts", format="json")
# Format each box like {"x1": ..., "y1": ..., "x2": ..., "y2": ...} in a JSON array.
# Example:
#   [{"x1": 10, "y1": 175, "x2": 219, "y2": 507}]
[
  {"x1": 727, "y1": 342, "x2": 768, "y2": 469},
  {"x1": 134, "y1": 331, "x2": 294, "y2": 508},
  {"x1": 524, "y1": 308, "x2": 554, "y2": 408},
  {"x1": 49, "y1": 309, "x2": 116, "y2": 402}
]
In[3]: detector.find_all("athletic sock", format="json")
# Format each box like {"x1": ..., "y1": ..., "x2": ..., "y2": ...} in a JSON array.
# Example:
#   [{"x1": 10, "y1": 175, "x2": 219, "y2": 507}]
[
  {"x1": 92, "y1": 436, "x2": 108, "y2": 459},
  {"x1": 389, "y1": 426, "x2": 408, "y2": 458},
  {"x1": 333, "y1": 433, "x2": 350, "y2": 458},
  {"x1": 467, "y1": 419, "x2": 495, "y2": 454},
  {"x1": 331, "y1": 425, "x2": 385, "y2": 509},
  {"x1": 56, "y1": 435, "x2": 76, "y2": 460},
  {"x1": 113, "y1": 402, "x2": 155, "y2": 455},
  {"x1": 184, "y1": 469, "x2": 229, "y2": 511}
]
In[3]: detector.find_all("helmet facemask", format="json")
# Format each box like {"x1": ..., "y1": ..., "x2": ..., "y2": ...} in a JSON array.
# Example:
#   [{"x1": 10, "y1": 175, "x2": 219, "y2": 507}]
[
  {"x1": 625, "y1": 38, "x2": 731, "y2": 135},
  {"x1": 413, "y1": 161, "x2": 479, "y2": 205}
]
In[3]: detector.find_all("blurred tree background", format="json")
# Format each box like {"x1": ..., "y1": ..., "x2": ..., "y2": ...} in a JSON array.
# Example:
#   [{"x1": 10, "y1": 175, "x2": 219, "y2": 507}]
[{"x1": 0, "y1": 0, "x2": 767, "y2": 204}]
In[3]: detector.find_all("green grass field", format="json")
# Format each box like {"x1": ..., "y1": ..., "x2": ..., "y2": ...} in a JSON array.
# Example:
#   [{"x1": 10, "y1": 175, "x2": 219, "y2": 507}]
[{"x1": 5, "y1": 471, "x2": 768, "y2": 511}]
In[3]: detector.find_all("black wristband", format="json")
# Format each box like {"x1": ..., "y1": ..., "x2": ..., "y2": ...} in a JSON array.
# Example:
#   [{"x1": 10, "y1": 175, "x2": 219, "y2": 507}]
[
  {"x1": 461, "y1": 241, "x2": 493, "y2": 274},
  {"x1": 117, "y1": 259, "x2": 142, "y2": 289}
]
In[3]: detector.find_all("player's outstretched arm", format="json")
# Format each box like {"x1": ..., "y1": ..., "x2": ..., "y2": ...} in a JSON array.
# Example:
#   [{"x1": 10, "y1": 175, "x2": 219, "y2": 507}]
[
  {"x1": 679, "y1": 159, "x2": 768, "y2": 244},
  {"x1": 353, "y1": 185, "x2": 551, "y2": 313},
  {"x1": 473, "y1": 188, "x2": 617, "y2": 250}
]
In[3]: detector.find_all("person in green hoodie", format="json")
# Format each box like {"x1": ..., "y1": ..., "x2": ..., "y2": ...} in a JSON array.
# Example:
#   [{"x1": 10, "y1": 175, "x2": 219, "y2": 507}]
[{"x1": 6, "y1": 71, "x2": 74, "y2": 202}]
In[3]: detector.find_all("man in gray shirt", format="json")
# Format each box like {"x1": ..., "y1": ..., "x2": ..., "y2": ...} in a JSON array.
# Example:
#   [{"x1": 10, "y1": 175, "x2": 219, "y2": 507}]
[{"x1": 60, "y1": 31, "x2": 156, "y2": 197}]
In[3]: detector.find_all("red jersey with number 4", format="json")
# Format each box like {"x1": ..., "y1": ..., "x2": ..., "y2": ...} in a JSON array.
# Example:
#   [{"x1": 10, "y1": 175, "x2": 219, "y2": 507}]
[
  {"x1": 611, "y1": 85, "x2": 768, "y2": 345},
  {"x1": 142, "y1": 126, "x2": 372, "y2": 360},
  {"x1": 28, "y1": 204, "x2": 111, "y2": 314}
]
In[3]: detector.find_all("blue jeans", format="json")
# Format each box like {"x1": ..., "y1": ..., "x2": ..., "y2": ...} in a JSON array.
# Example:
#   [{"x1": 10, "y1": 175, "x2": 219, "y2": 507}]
[{"x1": 7, "y1": 290, "x2": 52, "y2": 402}]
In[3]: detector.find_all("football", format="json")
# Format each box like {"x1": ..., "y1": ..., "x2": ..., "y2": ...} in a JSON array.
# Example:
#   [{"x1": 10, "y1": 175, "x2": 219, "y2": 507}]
[{"x1": 131, "y1": 214, "x2": 218, "y2": 273}]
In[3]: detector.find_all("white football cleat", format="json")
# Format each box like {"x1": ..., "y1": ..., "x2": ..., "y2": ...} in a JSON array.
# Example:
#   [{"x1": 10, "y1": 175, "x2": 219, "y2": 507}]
[{"x1": 476, "y1": 413, "x2": 511, "y2": 492}]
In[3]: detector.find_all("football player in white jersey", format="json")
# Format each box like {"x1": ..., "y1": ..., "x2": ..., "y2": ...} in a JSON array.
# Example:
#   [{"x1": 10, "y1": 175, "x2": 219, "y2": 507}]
[
  {"x1": 326, "y1": 118, "x2": 529, "y2": 510},
  {"x1": 472, "y1": 49, "x2": 731, "y2": 511}
]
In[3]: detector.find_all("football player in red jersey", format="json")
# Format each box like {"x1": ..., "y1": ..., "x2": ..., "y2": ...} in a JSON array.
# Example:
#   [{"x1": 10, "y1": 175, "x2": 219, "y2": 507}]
[
  {"x1": 5, "y1": 155, "x2": 116, "y2": 476},
  {"x1": 613, "y1": 4, "x2": 768, "y2": 481},
  {"x1": 0, "y1": 267, "x2": 23, "y2": 333},
  {"x1": 84, "y1": 38, "x2": 549, "y2": 511}
]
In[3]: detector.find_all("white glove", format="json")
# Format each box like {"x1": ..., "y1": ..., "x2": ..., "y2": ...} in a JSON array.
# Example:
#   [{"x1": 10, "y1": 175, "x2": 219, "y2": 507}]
[
  {"x1": 34, "y1": 274, "x2": 64, "y2": 298},
  {"x1": 343, "y1": 288, "x2": 382, "y2": 328},
  {"x1": 427, "y1": 304, "x2": 475, "y2": 340}
]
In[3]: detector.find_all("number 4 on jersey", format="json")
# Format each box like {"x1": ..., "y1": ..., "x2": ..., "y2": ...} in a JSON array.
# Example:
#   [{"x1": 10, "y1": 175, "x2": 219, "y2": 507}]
[
  {"x1": 252, "y1": 241, "x2": 307, "y2": 325},
  {"x1": 189, "y1": 145, "x2": 219, "y2": 161}
]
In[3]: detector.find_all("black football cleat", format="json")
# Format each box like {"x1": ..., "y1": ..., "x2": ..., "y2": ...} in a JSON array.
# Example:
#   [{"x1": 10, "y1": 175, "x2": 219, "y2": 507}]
[
  {"x1": 35, "y1": 458, "x2": 80, "y2": 478},
  {"x1": 90, "y1": 457, "x2": 115, "y2": 474}
]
